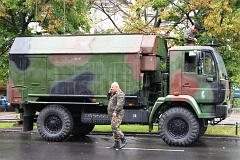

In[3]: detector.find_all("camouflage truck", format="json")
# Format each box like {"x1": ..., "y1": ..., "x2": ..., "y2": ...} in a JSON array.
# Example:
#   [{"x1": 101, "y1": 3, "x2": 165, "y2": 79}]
[{"x1": 7, "y1": 34, "x2": 231, "y2": 146}]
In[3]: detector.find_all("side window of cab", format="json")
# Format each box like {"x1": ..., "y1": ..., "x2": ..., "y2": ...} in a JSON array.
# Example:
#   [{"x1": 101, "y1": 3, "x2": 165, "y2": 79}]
[
  {"x1": 203, "y1": 51, "x2": 216, "y2": 75},
  {"x1": 184, "y1": 52, "x2": 196, "y2": 72}
]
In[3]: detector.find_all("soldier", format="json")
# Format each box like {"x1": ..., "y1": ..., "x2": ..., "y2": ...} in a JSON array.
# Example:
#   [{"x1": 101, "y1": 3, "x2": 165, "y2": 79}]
[
  {"x1": 107, "y1": 82, "x2": 127, "y2": 149},
  {"x1": 184, "y1": 23, "x2": 203, "y2": 46}
]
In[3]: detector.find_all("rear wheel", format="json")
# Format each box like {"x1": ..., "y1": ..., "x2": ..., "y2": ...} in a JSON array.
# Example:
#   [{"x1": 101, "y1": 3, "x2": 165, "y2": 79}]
[
  {"x1": 37, "y1": 105, "x2": 73, "y2": 142},
  {"x1": 72, "y1": 115, "x2": 95, "y2": 136},
  {"x1": 159, "y1": 107, "x2": 199, "y2": 146}
]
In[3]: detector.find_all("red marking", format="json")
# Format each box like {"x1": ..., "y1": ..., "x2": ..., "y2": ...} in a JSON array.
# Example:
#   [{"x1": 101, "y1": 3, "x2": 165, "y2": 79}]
[
  {"x1": 170, "y1": 72, "x2": 198, "y2": 96},
  {"x1": 7, "y1": 79, "x2": 23, "y2": 103},
  {"x1": 125, "y1": 54, "x2": 140, "y2": 79},
  {"x1": 170, "y1": 72, "x2": 182, "y2": 94}
]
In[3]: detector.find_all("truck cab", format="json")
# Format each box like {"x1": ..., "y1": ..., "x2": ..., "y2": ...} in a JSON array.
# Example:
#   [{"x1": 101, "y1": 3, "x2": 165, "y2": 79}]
[
  {"x1": 169, "y1": 46, "x2": 230, "y2": 119},
  {"x1": 149, "y1": 46, "x2": 231, "y2": 146}
]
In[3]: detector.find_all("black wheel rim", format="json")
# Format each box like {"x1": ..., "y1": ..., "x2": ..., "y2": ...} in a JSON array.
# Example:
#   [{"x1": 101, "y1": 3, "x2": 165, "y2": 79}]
[
  {"x1": 167, "y1": 118, "x2": 189, "y2": 139},
  {"x1": 44, "y1": 115, "x2": 62, "y2": 134}
]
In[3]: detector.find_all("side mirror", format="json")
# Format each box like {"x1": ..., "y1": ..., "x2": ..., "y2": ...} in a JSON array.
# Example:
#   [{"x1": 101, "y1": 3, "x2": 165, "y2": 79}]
[{"x1": 206, "y1": 76, "x2": 213, "y2": 82}]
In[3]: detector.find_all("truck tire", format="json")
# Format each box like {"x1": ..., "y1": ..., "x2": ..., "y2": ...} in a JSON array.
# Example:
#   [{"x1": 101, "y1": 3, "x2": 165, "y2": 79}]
[
  {"x1": 81, "y1": 113, "x2": 110, "y2": 124},
  {"x1": 37, "y1": 105, "x2": 73, "y2": 142},
  {"x1": 72, "y1": 124, "x2": 95, "y2": 136},
  {"x1": 72, "y1": 116, "x2": 95, "y2": 136},
  {"x1": 197, "y1": 119, "x2": 208, "y2": 139},
  {"x1": 159, "y1": 107, "x2": 199, "y2": 146}
]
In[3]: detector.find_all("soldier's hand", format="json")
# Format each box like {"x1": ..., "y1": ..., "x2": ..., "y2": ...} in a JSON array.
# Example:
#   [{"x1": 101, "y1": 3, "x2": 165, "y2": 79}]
[
  {"x1": 194, "y1": 38, "x2": 197, "y2": 42},
  {"x1": 112, "y1": 112, "x2": 116, "y2": 117}
]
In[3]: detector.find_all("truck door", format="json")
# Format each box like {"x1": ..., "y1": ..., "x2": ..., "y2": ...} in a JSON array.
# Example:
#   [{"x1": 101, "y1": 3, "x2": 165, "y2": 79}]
[{"x1": 182, "y1": 50, "x2": 218, "y2": 103}]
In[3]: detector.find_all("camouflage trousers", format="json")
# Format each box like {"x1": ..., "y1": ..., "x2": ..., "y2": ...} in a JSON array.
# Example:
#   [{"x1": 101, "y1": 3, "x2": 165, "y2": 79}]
[{"x1": 110, "y1": 110, "x2": 124, "y2": 141}]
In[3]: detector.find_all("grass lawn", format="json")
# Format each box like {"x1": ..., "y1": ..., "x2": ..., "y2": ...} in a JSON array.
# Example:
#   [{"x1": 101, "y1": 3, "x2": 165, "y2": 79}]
[
  {"x1": 206, "y1": 125, "x2": 240, "y2": 136},
  {"x1": 93, "y1": 125, "x2": 240, "y2": 136},
  {"x1": 0, "y1": 122, "x2": 17, "y2": 128},
  {"x1": 0, "y1": 122, "x2": 239, "y2": 137}
]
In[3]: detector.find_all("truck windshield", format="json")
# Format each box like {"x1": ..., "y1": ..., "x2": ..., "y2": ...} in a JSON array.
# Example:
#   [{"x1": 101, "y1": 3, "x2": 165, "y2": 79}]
[{"x1": 215, "y1": 52, "x2": 228, "y2": 78}]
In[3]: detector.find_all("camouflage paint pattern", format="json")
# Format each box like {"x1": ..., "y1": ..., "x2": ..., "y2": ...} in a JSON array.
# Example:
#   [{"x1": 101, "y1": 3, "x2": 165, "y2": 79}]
[
  {"x1": 148, "y1": 46, "x2": 230, "y2": 129},
  {"x1": 169, "y1": 46, "x2": 229, "y2": 104},
  {"x1": 8, "y1": 35, "x2": 167, "y2": 109},
  {"x1": 8, "y1": 34, "x2": 230, "y2": 127}
]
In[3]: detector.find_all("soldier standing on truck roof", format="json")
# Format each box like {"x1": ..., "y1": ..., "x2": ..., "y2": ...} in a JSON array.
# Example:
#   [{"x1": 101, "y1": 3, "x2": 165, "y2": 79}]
[
  {"x1": 107, "y1": 82, "x2": 127, "y2": 149},
  {"x1": 184, "y1": 23, "x2": 203, "y2": 46}
]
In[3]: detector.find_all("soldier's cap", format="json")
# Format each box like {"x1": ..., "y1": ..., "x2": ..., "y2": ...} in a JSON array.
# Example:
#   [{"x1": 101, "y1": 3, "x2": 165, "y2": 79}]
[{"x1": 194, "y1": 23, "x2": 203, "y2": 30}]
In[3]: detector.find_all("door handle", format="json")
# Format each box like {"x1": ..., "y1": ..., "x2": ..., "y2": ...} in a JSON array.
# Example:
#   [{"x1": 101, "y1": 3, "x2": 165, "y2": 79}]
[
  {"x1": 31, "y1": 83, "x2": 39, "y2": 86},
  {"x1": 182, "y1": 83, "x2": 190, "y2": 87}
]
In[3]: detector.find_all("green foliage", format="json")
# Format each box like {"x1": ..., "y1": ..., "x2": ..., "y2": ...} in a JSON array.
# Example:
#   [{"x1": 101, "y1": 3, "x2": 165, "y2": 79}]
[
  {"x1": 37, "y1": 0, "x2": 92, "y2": 34},
  {"x1": 94, "y1": 29, "x2": 116, "y2": 34},
  {"x1": 233, "y1": 100, "x2": 240, "y2": 108},
  {"x1": 0, "y1": 0, "x2": 92, "y2": 52},
  {"x1": 119, "y1": 0, "x2": 240, "y2": 84},
  {"x1": 152, "y1": 0, "x2": 169, "y2": 9},
  {"x1": 0, "y1": 55, "x2": 8, "y2": 85},
  {"x1": 0, "y1": 0, "x2": 92, "y2": 83}
]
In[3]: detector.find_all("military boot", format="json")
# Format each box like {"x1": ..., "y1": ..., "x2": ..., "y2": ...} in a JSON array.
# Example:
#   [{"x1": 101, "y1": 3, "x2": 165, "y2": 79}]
[
  {"x1": 120, "y1": 137, "x2": 127, "y2": 148},
  {"x1": 110, "y1": 141, "x2": 121, "y2": 149}
]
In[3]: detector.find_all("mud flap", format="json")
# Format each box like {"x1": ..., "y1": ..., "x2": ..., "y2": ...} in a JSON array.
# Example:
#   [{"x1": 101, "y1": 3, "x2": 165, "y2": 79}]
[
  {"x1": 23, "y1": 116, "x2": 34, "y2": 132},
  {"x1": 216, "y1": 105, "x2": 228, "y2": 118}
]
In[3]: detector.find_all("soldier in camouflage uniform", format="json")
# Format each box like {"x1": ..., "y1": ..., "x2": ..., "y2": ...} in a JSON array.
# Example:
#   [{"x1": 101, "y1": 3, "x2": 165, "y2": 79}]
[
  {"x1": 184, "y1": 23, "x2": 202, "y2": 46},
  {"x1": 107, "y1": 82, "x2": 127, "y2": 149}
]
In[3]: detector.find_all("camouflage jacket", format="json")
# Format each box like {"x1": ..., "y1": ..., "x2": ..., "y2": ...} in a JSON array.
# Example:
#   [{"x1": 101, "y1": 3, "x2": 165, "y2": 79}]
[
  {"x1": 107, "y1": 89, "x2": 125, "y2": 114},
  {"x1": 184, "y1": 28, "x2": 196, "y2": 44}
]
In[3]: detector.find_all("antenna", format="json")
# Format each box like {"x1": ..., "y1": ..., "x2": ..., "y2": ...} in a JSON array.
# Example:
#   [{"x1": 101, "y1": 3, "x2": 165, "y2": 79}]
[
  {"x1": 35, "y1": 0, "x2": 38, "y2": 34},
  {"x1": 64, "y1": 0, "x2": 66, "y2": 35}
]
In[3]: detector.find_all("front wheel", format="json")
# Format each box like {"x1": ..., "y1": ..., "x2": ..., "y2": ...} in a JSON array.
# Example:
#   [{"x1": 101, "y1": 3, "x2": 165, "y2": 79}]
[
  {"x1": 197, "y1": 119, "x2": 208, "y2": 139},
  {"x1": 159, "y1": 107, "x2": 199, "y2": 146},
  {"x1": 37, "y1": 105, "x2": 73, "y2": 142}
]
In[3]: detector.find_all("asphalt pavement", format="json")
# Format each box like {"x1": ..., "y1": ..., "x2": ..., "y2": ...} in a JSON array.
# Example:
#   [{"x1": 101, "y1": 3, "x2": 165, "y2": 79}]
[{"x1": 1, "y1": 132, "x2": 240, "y2": 160}]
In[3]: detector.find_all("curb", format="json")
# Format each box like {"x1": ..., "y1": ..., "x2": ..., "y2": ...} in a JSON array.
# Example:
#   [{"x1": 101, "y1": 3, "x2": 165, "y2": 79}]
[
  {"x1": 0, "y1": 129, "x2": 239, "y2": 140},
  {"x1": 89, "y1": 131, "x2": 240, "y2": 139}
]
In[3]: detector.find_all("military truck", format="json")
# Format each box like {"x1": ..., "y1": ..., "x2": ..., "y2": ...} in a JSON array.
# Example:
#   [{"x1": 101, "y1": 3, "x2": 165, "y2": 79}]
[{"x1": 7, "y1": 34, "x2": 231, "y2": 146}]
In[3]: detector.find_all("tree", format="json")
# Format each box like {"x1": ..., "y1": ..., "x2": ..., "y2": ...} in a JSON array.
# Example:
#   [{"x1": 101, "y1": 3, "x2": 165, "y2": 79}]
[
  {"x1": 0, "y1": 0, "x2": 92, "y2": 53},
  {"x1": 0, "y1": 0, "x2": 92, "y2": 85},
  {"x1": 0, "y1": 55, "x2": 8, "y2": 86},
  {"x1": 92, "y1": 0, "x2": 240, "y2": 85}
]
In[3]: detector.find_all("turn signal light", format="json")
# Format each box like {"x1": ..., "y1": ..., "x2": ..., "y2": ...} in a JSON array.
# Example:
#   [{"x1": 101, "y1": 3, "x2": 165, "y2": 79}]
[
  {"x1": 128, "y1": 103, "x2": 133, "y2": 106},
  {"x1": 173, "y1": 92, "x2": 179, "y2": 96},
  {"x1": 92, "y1": 98, "x2": 97, "y2": 102},
  {"x1": 14, "y1": 99, "x2": 19, "y2": 102}
]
